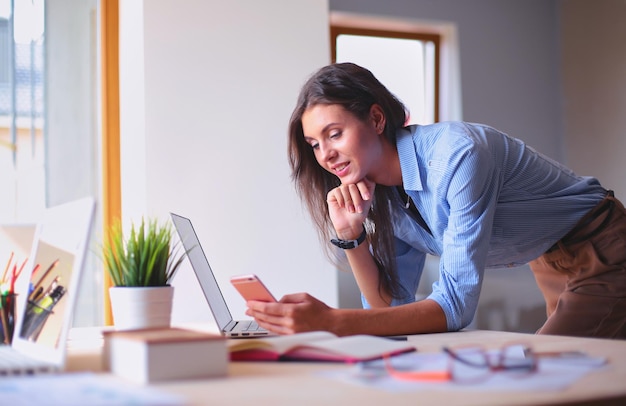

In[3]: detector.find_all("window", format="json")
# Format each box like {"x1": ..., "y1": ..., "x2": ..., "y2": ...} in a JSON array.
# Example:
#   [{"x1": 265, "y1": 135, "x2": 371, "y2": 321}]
[
  {"x1": 0, "y1": 0, "x2": 46, "y2": 221},
  {"x1": 1, "y1": 0, "x2": 102, "y2": 327},
  {"x1": 331, "y1": 25, "x2": 440, "y2": 125}
]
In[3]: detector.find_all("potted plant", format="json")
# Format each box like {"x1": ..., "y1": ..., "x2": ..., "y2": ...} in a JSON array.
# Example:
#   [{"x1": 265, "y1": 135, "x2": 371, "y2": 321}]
[{"x1": 102, "y1": 217, "x2": 187, "y2": 330}]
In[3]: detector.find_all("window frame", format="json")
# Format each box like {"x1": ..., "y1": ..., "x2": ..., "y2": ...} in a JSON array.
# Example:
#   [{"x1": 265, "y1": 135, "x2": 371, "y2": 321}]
[{"x1": 330, "y1": 25, "x2": 441, "y2": 123}]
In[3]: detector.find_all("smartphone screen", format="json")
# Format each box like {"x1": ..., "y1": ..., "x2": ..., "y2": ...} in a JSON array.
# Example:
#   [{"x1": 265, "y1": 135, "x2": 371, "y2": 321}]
[{"x1": 230, "y1": 274, "x2": 277, "y2": 302}]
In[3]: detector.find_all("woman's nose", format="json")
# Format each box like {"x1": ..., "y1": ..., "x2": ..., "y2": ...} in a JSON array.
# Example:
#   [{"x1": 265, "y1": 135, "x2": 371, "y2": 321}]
[{"x1": 319, "y1": 143, "x2": 336, "y2": 161}]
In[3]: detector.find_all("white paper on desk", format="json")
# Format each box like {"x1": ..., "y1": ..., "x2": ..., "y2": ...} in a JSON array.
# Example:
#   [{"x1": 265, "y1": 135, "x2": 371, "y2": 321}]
[
  {"x1": 320, "y1": 350, "x2": 607, "y2": 393},
  {"x1": 0, "y1": 372, "x2": 186, "y2": 405}
]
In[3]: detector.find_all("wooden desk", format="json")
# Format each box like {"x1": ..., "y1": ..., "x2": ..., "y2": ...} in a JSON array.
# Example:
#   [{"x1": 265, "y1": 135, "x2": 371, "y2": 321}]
[{"x1": 67, "y1": 329, "x2": 626, "y2": 406}]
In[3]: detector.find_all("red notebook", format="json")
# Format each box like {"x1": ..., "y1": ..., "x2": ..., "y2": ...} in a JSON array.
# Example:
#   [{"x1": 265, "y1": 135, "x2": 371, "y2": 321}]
[{"x1": 228, "y1": 331, "x2": 415, "y2": 362}]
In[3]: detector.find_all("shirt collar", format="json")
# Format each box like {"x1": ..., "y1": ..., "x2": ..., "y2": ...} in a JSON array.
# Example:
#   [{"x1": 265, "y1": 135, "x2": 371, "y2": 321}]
[{"x1": 396, "y1": 126, "x2": 423, "y2": 192}]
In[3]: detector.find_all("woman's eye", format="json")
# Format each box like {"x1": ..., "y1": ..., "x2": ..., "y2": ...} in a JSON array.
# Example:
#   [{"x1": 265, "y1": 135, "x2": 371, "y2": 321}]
[
  {"x1": 329, "y1": 131, "x2": 341, "y2": 139},
  {"x1": 310, "y1": 142, "x2": 319, "y2": 150}
]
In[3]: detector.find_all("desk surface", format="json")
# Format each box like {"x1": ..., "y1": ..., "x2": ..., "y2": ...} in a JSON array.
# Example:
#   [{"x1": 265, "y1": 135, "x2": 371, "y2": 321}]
[{"x1": 67, "y1": 329, "x2": 626, "y2": 406}]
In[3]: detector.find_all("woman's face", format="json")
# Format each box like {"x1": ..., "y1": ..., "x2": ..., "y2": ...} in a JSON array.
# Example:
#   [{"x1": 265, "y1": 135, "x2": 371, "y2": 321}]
[{"x1": 302, "y1": 104, "x2": 385, "y2": 185}]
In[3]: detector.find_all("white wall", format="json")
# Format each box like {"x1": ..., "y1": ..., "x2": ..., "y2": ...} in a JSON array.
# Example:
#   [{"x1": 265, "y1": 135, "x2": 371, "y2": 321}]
[
  {"x1": 46, "y1": 0, "x2": 99, "y2": 208},
  {"x1": 46, "y1": 0, "x2": 102, "y2": 326},
  {"x1": 119, "y1": 0, "x2": 334, "y2": 327}
]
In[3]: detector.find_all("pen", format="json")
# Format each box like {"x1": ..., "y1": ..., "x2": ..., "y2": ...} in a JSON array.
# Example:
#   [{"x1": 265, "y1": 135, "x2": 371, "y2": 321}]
[
  {"x1": 34, "y1": 285, "x2": 66, "y2": 314},
  {"x1": 386, "y1": 336, "x2": 408, "y2": 341},
  {"x1": 0, "y1": 304, "x2": 9, "y2": 344},
  {"x1": 30, "y1": 259, "x2": 59, "y2": 300},
  {"x1": 42, "y1": 275, "x2": 60, "y2": 298},
  {"x1": 33, "y1": 294, "x2": 54, "y2": 315},
  {"x1": 50, "y1": 285, "x2": 66, "y2": 306},
  {"x1": 30, "y1": 286, "x2": 44, "y2": 302},
  {"x1": 30, "y1": 263, "x2": 40, "y2": 279},
  {"x1": 9, "y1": 264, "x2": 17, "y2": 295}
]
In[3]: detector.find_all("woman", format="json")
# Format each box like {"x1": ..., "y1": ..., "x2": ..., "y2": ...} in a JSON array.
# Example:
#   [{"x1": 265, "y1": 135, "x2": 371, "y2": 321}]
[{"x1": 246, "y1": 62, "x2": 626, "y2": 338}]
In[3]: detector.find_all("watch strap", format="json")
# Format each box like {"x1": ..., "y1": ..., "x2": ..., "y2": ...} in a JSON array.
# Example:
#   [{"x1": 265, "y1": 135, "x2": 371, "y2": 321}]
[{"x1": 330, "y1": 227, "x2": 367, "y2": 250}]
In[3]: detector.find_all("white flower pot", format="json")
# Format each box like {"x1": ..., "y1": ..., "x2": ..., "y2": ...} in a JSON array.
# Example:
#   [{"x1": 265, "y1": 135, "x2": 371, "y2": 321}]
[{"x1": 109, "y1": 286, "x2": 174, "y2": 330}]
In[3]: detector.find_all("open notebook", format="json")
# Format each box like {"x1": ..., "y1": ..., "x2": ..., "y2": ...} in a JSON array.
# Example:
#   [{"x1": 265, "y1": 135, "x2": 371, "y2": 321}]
[{"x1": 0, "y1": 197, "x2": 95, "y2": 375}]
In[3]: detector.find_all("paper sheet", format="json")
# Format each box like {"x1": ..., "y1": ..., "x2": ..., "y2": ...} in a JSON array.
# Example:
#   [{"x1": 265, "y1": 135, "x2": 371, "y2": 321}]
[
  {"x1": 320, "y1": 349, "x2": 607, "y2": 393},
  {"x1": 0, "y1": 372, "x2": 185, "y2": 405}
]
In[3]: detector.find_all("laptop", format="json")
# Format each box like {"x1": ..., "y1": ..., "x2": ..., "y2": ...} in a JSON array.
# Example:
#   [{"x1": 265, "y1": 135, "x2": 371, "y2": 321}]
[
  {"x1": 0, "y1": 197, "x2": 95, "y2": 375},
  {"x1": 170, "y1": 212, "x2": 275, "y2": 338}
]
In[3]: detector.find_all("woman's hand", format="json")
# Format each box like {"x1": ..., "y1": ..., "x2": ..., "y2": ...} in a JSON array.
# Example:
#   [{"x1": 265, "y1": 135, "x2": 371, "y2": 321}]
[
  {"x1": 245, "y1": 293, "x2": 335, "y2": 335},
  {"x1": 327, "y1": 179, "x2": 376, "y2": 239}
]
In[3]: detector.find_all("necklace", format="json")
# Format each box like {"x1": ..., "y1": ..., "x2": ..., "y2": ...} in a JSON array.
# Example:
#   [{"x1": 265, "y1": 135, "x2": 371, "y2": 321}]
[
  {"x1": 397, "y1": 186, "x2": 432, "y2": 235},
  {"x1": 396, "y1": 186, "x2": 411, "y2": 209}
]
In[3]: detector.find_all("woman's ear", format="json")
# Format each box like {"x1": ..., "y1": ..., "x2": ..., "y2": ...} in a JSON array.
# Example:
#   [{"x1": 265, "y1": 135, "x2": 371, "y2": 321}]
[{"x1": 370, "y1": 104, "x2": 386, "y2": 135}]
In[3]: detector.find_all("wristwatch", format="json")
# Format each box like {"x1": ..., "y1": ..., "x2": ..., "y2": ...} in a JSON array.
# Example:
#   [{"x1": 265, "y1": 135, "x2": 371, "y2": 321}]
[{"x1": 330, "y1": 227, "x2": 367, "y2": 250}]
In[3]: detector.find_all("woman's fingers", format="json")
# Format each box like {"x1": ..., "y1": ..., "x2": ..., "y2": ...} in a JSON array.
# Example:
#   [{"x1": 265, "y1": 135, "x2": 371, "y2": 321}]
[
  {"x1": 245, "y1": 294, "x2": 333, "y2": 335},
  {"x1": 358, "y1": 178, "x2": 376, "y2": 201},
  {"x1": 246, "y1": 309, "x2": 295, "y2": 334},
  {"x1": 328, "y1": 181, "x2": 373, "y2": 214},
  {"x1": 245, "y1": 301, "x2": 296, "y2": 334},
  {"x1": 340, "y1": 184, "x2": 361, "y2": 213},
  {"x1": 327, "y1": 180, "x2": 375, "y2": 238}
]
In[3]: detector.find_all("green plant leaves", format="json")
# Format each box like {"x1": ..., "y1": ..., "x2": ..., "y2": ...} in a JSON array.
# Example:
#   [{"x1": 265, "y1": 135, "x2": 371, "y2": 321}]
[{"x1": 101, "y1": 217, "x2": 187, "y2": 287}]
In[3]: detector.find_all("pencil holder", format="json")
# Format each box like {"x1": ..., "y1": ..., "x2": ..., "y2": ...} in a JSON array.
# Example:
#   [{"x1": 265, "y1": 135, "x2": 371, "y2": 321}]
[
  {"x1": 20, "y1": 299, "x2": 54, "y2": 342},
  {"x1": 0, "y1": 293, "x2": 17, "y2": 345}
]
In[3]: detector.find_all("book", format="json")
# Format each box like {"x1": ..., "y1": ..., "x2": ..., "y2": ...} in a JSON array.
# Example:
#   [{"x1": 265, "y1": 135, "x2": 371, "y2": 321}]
[
  {"x1": 227, "y1": 331, "x2": 415, "y2": 362},
  {"x1": 104, "y1": 327, "x2": 228, "y2": 384}
]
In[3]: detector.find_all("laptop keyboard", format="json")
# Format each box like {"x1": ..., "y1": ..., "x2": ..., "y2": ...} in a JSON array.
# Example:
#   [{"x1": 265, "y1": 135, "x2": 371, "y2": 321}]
[
  {"x1": 240, "y1": 320, "x2": 263, "y2": 331},
  {"x1": 0, "y1": 347, "x2": 56, "y2": 375},
  {"x1": 231, "y1": 320, "x2": 269, "y2": 337}
]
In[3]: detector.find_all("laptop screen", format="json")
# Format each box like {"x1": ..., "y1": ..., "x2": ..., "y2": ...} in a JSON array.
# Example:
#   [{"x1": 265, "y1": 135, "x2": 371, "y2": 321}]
[{"x1": 170, "y1": 213, "x2": 233, "y2": 331}]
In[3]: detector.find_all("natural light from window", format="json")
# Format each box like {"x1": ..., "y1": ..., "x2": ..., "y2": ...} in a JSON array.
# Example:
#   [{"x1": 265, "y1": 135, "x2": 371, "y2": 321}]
[
  {"x1": 0, "y1": 0, "x2": 45, "y2": 223},
  {"x1": 335, "y1": 34, "x2": 436, "y2": 125}
]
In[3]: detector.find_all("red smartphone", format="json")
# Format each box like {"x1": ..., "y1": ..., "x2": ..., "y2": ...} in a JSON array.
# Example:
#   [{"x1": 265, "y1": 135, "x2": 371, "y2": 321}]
[{"x1": 230, "y1": 274, "x2": 277, "y2": 302}]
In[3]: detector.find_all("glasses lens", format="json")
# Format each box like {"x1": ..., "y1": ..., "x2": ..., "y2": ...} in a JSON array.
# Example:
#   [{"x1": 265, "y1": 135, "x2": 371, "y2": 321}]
[
  {"x1": 500, "y1": 345, "x2": 536, "y2": 375},
  {"x1": 449, "y1": 347, "x2": 490, "y2": 383},
  {"x1": 447, "y1": 344, "x2": 537, "y2": 383}
]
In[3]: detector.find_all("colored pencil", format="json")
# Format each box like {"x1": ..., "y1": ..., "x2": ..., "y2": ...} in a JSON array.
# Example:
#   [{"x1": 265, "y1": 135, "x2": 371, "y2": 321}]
[{"x1": 1, "y1": 252, "x2": 14, "y2": 283}]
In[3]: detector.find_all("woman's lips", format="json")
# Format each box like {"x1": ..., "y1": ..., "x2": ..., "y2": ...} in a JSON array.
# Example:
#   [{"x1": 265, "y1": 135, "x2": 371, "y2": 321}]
[{"x1": 333, "y1": 162, "x2": 350, "y2": 177}]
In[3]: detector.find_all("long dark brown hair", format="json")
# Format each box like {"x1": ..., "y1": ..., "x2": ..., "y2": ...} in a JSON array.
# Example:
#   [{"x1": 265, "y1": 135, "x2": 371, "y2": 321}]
[{"x1": 287, "y1": 63, "x2": 409, "y2": 300}]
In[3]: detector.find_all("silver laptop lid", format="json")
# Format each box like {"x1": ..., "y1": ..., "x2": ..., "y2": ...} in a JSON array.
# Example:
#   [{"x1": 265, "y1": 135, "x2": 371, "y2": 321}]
[{"x1": 170, "y1": 213, "x2": 233, "y2": 331}]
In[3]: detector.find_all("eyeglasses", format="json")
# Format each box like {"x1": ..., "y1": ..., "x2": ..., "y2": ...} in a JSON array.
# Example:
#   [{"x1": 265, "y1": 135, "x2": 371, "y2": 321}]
[
  {"x1": 444, "y1": 344, "x2": 537, "y2": 383},
  {"x1": 381, "y1": 343, "x2": 538, "y2": 383}
]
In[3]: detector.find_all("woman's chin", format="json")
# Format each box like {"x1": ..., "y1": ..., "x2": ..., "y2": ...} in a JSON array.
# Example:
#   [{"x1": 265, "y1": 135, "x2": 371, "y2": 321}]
[{"x1": 339, "y1": 176, "x2": 361, "y2": 185}]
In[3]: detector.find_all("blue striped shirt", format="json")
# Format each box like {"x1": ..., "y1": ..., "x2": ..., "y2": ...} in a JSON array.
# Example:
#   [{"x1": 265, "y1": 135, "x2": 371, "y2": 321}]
[{"x1": 363, "y1": 122, "x2": 606, "y2": 331}]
